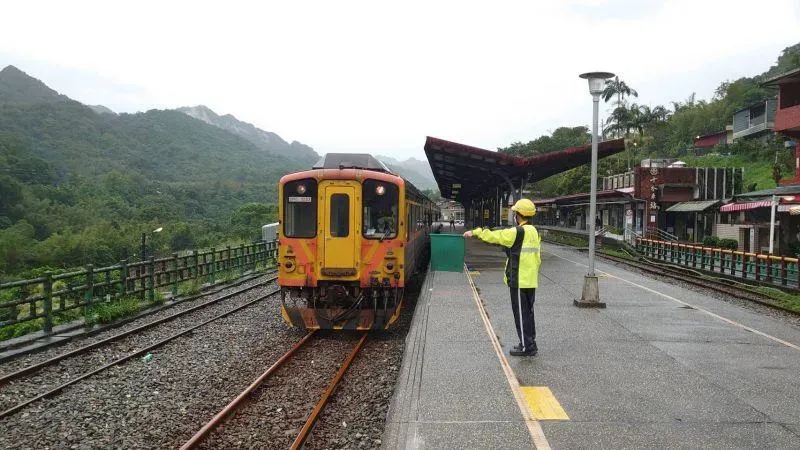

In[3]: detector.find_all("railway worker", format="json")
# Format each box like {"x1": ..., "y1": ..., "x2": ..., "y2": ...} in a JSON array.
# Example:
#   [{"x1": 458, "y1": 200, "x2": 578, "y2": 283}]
[{"x1": 463, "y1": 198, "x2": 541, "y2": 357}]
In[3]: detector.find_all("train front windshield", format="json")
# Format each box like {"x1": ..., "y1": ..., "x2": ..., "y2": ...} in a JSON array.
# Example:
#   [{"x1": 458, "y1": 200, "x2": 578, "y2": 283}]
[
  {"x1": 283, "y1": 179, "x2": 317, "y2": 238},
  {"x1": 362, "y1": 180, "x2": 398, "y2": 239}
]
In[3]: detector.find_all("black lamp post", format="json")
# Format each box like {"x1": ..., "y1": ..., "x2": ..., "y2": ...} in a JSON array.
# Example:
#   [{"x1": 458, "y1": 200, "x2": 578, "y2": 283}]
[{"x1": 140, "y1": 227, "x2": 163, "y2": 261}]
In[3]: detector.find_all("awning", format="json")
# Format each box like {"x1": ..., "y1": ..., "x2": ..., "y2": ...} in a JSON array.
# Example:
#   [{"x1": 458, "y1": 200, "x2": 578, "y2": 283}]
[
  {"x1": 665, "y1": 200, "x2": 720, "y2": 213},
  {"x1": 735, "y1": 184, "x2": 800, "y2": 199},
  {"x1": 424, "y1": 136, "x2": 626, "y2": 203},
  {"x1": 779, "y1": 204, "x2": 800, "y2": 213},
  {"x1": 719, "y1": 200, "x2": 772, "y2": 212}
]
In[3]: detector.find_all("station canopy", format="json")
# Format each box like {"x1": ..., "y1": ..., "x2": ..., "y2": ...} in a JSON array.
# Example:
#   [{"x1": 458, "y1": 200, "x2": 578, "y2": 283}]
[{"x1": 424, "y1": 136, "x2": 627, "y2": 203}]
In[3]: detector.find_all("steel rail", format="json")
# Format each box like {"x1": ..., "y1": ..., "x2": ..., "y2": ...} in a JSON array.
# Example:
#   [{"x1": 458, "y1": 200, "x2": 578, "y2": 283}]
[
  {"x1": 598, "y1": 253, "x2": 800, "y2": 315},
  {"x1": 0, "y1": 288, "x2": 281, "y2": 419},
  {"x1": 179, "y1": 331, "x2": 317, "y2": 450},
  {"x1": 0, "y1": 276, "x2": 277, "y2": 386},
  {"x1": 290, "y1": 332, "x2": 368, "y2": 450}
]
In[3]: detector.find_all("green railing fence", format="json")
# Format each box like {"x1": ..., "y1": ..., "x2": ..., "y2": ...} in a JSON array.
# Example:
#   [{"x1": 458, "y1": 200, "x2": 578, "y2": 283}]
[
  {"x1": 0, "y1": 241, "x2": 278, "y2": 337},
  {"x1": 635, "y1": 238, "x2": 800, "y2": 289}
]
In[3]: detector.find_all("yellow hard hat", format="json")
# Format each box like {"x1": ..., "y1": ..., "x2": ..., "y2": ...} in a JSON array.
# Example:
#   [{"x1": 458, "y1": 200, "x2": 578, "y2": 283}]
[{"x1": 511, "y1": 198, "x2": 536, "y2": 217}]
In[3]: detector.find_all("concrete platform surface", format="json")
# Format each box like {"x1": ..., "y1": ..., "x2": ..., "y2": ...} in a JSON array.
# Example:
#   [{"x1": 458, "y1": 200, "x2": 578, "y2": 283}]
[{"x1": 383, "y1": 238, "x2": 800, "y2": 449}]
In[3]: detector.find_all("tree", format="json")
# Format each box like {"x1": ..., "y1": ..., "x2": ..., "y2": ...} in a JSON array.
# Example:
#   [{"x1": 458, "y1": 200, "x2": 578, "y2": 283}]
[
  {"x1": 230, "y1": 203, "x2": 278, "y2": 240},
  {"x1": 601, "y1": 76, "x2": 638, "y2": 107},
  {"x1": 604, "y1": 106, "x2": 634, "y2": 138},
  {"x1": 499, "y1": 127, "x2": 589, "y2": 156},
  {"x1": 773, "y1": 162, "x2": 783, "y2": 187}
]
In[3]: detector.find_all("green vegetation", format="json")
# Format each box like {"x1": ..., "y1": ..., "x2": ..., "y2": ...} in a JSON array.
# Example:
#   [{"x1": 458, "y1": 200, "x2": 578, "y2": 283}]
[
  {"x1": 178, "y1": 278, "x2": 204, "y2": 296},
  {"x1": 502, "y1": 43, "x2": 800, "y2": 197},
  {"x1": 702, "y1": 236, "x2": 738, "y2": 250},
  {"x1": 0, "y1": 318, "x2": 43, "y2": 341},
  {"x1": 750, "y1": 286, "x2": 800, "y2": 313},
  {"x1": 541, "y1": 230, "x2": 588, "y2": 247},
  {"x1": 85, "y1": 297, "x2": 144, "y2": 327},
  {"x1": 0, "y1": 67, "x2": 298, "y2": 278},
  {"x1": 598, "y1": 247, "x2": 638, "y2": 261}
]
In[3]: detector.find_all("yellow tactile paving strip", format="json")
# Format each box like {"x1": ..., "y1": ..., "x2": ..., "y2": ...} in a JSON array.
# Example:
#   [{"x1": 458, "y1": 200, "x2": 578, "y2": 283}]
[{"x1": 521, "y1": 386, "x2": 570, "y2": 421}]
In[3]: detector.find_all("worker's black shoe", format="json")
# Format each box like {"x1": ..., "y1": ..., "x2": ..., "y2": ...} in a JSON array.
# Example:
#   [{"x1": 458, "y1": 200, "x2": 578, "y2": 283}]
[{"x1": 510, "y1": 345, "x2": 537, "y2": 357}]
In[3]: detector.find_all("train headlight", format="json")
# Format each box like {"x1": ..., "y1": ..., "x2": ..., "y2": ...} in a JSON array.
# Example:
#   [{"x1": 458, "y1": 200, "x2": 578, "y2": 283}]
[
  {"x1": 383, "y1": 256, "x2": 397, "y2": 273},
  {"x1": 283, "y1": 258, "x2": 296, "y2": 272},
  {"x1": 375, "y1": 184, "x2": 385, "y2": 196},
  {"x1": 296, "y1": 184, "x2": 307, "y2": 194}
]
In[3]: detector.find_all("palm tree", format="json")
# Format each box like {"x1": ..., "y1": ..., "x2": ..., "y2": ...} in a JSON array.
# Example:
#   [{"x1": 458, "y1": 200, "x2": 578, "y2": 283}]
[
  {"x1": 601, "y1": 76, "x2": 638, "y2": 107},
  {"x1": 651, "y1": 105, "x2": 670, "y2": 122},
  {"x1": 604, "y1": 106, "x2": 634, "y2": 138}
]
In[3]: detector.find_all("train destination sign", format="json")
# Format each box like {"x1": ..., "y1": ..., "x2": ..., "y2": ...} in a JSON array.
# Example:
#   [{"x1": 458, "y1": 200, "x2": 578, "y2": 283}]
[{"x1": 288, "y1": 196, "x2": 312, "y2": 203}]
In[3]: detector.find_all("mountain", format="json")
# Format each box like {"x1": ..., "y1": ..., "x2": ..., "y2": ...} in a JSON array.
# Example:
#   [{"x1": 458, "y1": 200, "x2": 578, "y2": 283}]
[
  {"x1": 0, "y1": 65, "x2": 70, "y2": 105},
  {"x1": 376, "y1": 155, "x2": 437, "y2": 191},
  {"x1": 0, "y1": 65, "x2": 311, "y2": 273},
  {"x1": 88, "y1": 104, "x2": 116, "y2": 115},
  {"x1": 178, "y1": 105, "x2": 319, "y2": 166}
]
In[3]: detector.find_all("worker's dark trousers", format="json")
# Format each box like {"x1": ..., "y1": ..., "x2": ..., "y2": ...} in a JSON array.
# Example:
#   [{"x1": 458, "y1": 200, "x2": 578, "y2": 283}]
[{"x1": 509, "y1": 287, "x2": 536, "y2": 351}]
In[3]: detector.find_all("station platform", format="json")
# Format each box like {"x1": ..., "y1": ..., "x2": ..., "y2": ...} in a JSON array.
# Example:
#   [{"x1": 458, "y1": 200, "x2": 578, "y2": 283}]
[{"x1": 383, "y1": 234, "x2": 800, "y2": 449}]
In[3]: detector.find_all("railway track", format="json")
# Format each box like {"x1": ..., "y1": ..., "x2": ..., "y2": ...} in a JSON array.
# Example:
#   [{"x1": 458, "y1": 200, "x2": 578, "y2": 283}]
[
  {"x1": 181, "y1": 331, "x2": 368, "y2": 449},
  {"x1": 597, "y1": 252, "x2": 800, "y2": 315},
  {"x1": 0, "y1": 280, "x2": 281, "y2": 419}
]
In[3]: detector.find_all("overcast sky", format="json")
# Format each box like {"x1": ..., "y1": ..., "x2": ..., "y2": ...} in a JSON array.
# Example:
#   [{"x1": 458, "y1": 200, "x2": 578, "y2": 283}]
[{"x1": 1, "y1": 0, "x2": 798, "y2": 160}]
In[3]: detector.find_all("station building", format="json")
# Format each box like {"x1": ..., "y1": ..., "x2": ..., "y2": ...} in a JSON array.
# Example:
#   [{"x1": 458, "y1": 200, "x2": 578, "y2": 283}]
[{"x1": 533, "y1": 159, "x2": 744, "y2": 244}]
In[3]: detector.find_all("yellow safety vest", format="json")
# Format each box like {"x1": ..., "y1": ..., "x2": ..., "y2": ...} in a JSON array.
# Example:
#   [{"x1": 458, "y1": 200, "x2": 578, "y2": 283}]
[{"x1": 473, "y1": 223, "x2": 541, "y2": 288}]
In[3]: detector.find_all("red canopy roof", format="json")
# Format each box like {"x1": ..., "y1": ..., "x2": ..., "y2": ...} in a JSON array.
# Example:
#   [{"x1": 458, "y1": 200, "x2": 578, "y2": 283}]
[
  {"x1": 719, "y1": 200, "x2": 772, "y2": 212},
  {"x1": 424, "y1": 136, "x2": 626, "y2": 203}
]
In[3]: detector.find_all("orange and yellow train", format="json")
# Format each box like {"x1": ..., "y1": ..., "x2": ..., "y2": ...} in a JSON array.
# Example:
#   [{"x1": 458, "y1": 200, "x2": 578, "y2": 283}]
[{"x1": 278, "y1": 154, "x2": 438, "y2": 330}]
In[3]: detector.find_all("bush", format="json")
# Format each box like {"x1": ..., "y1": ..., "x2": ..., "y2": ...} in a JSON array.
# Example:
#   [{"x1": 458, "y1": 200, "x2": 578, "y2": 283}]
[
  {"x1": 701, "y1": 236, "x2": 736, "y2": 250},
  {"x1": 0, "y1": 318, "x2": 43, "y2": 341},
  {"x1": 179, "y1": 278, "x2": 203, "y2": 296},
  {"x1": 86, "y1": 297, "x2": 142, "y2": 327}
]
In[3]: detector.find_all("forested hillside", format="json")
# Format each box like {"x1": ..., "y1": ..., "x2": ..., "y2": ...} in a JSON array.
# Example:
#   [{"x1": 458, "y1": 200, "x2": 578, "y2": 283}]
[
  {"x1": 178, "y1": 105, "x2": 319, "y2": 166},
  {"x1": 0, "y1": 66, "x2": 306, "y2": 277},
  {"x1": 375, "y1": 155, "x2": 437, "y2": 191},
  {"x1": 502, "y1": 42, "x2": 800, "y2": 197}
]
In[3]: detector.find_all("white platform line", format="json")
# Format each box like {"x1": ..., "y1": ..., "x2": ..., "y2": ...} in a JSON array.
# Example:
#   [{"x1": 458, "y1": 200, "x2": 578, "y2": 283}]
[
  {"x1": 546, "y1": 251, "x2": 800, "y2": 352},
  {"x1": 464, "y1": 266, "x2": 551, "y2": 450}
]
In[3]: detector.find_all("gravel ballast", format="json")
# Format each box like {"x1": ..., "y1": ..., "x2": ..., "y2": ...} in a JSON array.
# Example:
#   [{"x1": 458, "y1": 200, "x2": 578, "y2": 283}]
[
  {"x1": 198, "y1": 333, "x2": 358, "y2": 449},
  {"x1": 0, "y1": 278, "x2": 279, "y2": 413},
  {"x1": 1, "y1": 273, "x2": 275, "y2": 372},
  {"x1": 0, "y1": 270, "x2": 425, "y2": 449},
  {"x1": 0, "y1": 284, "x2": 302, "y2": 448}
]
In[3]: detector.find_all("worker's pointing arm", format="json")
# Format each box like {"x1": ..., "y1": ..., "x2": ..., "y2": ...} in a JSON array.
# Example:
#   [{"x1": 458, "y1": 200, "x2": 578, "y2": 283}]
[{"x1": 464, "y1": 227, "x2": 517, "y2": 248}]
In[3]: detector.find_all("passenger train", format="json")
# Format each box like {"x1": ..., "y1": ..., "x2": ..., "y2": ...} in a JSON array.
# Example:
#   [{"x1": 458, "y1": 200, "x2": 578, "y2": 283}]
[{"x1": 277, "y1": 154, "x2": 438, "y2": 330}]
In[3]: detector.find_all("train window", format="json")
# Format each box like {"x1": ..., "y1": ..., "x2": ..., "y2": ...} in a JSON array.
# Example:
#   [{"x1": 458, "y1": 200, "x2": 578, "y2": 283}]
[
  {"x1": 283, "y1": 179, "x2": 317, "y2": 238},
  {"x1": 329, "y1": 194, "x2": 350, "y2": 237},
  {"x1": 363, "y1": 180, "x2": 398, "y2": 240}
]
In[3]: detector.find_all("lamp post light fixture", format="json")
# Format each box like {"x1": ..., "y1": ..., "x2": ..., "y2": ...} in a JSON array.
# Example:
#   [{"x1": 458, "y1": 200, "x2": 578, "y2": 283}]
[
  {"x1": 575, "y1": 71, "x2": 614, "y2": 308},
  {"x1": 140, "y1": 227, "x2": 164, "y2": 262}
]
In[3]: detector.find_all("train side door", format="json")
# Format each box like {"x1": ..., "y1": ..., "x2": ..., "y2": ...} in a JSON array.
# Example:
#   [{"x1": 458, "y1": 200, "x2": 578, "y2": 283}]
[{"x1": 322, "y1": 185, "x2": 357, "y2": 270}]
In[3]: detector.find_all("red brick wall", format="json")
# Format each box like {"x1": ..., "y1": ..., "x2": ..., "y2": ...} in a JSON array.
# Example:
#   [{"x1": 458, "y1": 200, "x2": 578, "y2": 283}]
[
  {"x1": 774, "y1": 104, "x2": 800, "y2": 134},
  {"x1": 634, "y1": 167, "x2": 697, "y2": 198}
]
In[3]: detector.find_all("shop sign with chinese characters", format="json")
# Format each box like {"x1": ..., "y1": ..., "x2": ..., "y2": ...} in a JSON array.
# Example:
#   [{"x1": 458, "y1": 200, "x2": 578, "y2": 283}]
[{"x1": 648, "y1": 167, "x2": 659, "y2": 222}]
